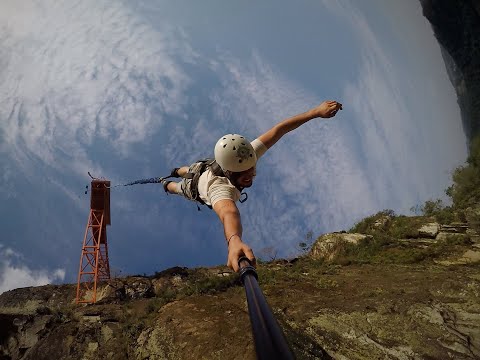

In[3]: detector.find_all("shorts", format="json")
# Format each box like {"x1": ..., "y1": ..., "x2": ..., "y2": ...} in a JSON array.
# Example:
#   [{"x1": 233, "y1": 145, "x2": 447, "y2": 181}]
[{"x1": 175, "y1": 161, "x2": 205, "y2": 202}]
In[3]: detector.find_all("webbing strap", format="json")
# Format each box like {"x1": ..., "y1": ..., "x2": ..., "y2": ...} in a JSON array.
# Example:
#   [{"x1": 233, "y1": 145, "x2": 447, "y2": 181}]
[{"x1": 187, "y1": 158, "x2": 248, "y2": 209}]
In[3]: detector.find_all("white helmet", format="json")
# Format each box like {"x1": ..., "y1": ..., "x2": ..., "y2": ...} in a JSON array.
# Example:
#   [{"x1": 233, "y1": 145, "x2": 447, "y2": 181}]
[{"x1": 214, "y1": 134, "x2": 257, "y2": 172}]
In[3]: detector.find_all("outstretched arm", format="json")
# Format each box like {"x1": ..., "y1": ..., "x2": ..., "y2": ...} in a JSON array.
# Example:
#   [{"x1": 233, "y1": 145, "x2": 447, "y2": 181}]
[
  {"x1": 257, "y1": 100, "x2": 342, "y2": 149},
  {"x1": 213, "y1": 199, "x2": 256, "y2": 272}
]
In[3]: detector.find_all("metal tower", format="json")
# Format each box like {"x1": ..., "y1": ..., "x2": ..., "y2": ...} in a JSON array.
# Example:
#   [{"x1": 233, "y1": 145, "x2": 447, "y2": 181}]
[{"x1": 76, "y1": 179, "x2": 111, "y2": 304}]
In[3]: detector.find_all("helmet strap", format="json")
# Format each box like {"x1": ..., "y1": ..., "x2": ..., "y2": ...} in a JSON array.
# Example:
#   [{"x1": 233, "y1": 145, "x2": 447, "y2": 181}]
[{"x1": 224, "y1": 170, "x2": 244, "y2": 192}]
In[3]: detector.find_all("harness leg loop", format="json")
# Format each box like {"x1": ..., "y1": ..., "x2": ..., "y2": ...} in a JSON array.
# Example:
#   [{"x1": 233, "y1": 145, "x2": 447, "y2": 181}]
[{"x1": 161, "y1": 179, "x2": 173, "y2": 193}]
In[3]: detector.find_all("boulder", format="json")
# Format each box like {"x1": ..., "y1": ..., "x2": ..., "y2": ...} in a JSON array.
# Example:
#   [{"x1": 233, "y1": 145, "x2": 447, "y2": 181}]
[
  {"x1": 124, "y1": 277, "x2": 155, "y2": 299},
  {"x1": 310, "y1": 233, "x2": 371, "y2": 261},
  {"x1": 95, "y1": 277, "x2": 155, "y2": 301},
  {"x1": 94, "y1": 279, "x2": 128, "y2": 303},
  {"x1": 418, "y1": 223, "x2": 440, "y2": 238}
]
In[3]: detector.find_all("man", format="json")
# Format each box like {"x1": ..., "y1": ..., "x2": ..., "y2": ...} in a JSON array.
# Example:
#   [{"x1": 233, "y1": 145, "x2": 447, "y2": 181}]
[{"x1": 162, "y1": 100, "x2": 343, "y2": 272}]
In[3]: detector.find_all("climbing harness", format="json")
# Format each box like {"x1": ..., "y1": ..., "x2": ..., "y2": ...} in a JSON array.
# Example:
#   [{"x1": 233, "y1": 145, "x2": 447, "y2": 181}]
[{"x1": 173, "y1": 158, "x2": 248, "y2": 210}]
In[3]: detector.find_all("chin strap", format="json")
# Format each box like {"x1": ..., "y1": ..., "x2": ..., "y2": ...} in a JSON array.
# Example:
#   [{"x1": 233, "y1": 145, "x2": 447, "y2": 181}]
[{"x1": 225, "y1": 171, "x2": 249, "y2": 203}]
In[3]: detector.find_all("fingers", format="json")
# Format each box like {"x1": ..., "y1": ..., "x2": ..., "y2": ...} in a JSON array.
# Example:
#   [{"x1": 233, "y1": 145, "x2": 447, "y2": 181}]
[
  {"x1": 327, "y1": 100, "x2": 342, "y2": 106},
  {"x1": 227, "y1": 252, "x2": 240, "y2": 272},
  {"x1": 330, "y1": 101, "x2": 343, "y2": 110},
  {"x1": 227, "y1": 245, "x2": 256, "y2": 272},
  {"x1": 326, "y1": 100, "x2": 343, "y2": 109},
  {"x1": 243, "y1": 246, "x2": 257, "y2": 268},
  {"x1": 327, "y1": 101, "x2": 343, "y2": 116}
]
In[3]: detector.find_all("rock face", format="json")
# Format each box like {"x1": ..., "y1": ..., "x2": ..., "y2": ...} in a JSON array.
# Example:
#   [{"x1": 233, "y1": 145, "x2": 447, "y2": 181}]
[
  {"x1": 420, "y1": 0, "x2": 480, "y2": 142},
  {"x1": 1, "y1": 222, "x2": 480, "y2": 360},
  {"x1": 418, "y1": 222, "x2": 440, "y2": 238},
  {"x1": 1, "y1": 259, "x2": 480, "y2": 359},
  {"x1": 2, "y1": 213, "x2": 480, "y2": 360}
]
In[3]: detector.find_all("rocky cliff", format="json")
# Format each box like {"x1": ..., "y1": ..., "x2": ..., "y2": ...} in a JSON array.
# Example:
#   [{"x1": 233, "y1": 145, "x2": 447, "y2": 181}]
[
  {"x1": 420, "y1": 0, "x2": 480, "y2": 142},
  {"x1": 1, "y1": 215, "x2": 480, "y2": 360}
]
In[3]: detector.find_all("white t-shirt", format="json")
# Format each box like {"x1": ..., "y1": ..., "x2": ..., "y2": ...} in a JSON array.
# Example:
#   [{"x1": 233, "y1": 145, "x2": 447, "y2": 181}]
[{"x1": 197, "y1": 139, "x2": 268, "y2": 208}]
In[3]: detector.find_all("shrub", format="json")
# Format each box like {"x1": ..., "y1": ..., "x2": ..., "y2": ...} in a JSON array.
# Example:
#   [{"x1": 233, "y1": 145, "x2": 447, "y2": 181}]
[
  {"x1": 349, "y1": 210, "x2": 395, "y2": 234},
  {"x1": 388, "y1": 216, "x2": 427, "y2": 238},
  {"x1": 152, "y1": 288, "x2": 177, "y2": 308},
  {"x1": 296, "y1": 231, "x2": 315, "y2": 256},
  {"x1": 446, "y1": 134, "x2": 480, "y2": 210},
  {"x1": 182, "y1": 273, "x2": 239, "y2": 296},
  {"x1": 329, "y1": 233, "x2": 394, "y2": 265}
]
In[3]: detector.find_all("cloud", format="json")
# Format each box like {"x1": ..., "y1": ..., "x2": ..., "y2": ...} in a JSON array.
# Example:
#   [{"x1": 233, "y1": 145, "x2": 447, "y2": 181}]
[
  {"x1": 0, "y1": 246, "x2": 65, "y2": 294},
  {"x1": 0, "y1": 0, "x2": 194, "y2": 180}
]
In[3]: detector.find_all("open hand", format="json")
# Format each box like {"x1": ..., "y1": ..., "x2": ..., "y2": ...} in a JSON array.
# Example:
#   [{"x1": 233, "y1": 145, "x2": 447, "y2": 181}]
[{"x1": 311, "y1": 100, "x2": 343, "y2": 118}]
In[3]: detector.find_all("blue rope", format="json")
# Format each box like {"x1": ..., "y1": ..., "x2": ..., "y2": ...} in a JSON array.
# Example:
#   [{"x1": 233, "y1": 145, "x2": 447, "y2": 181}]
[{"x1": 123, "y1": 177, "x2": 163, "y2": 186}]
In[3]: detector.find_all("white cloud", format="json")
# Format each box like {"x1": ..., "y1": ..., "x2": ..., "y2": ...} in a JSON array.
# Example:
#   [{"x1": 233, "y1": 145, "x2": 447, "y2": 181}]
[
  {"x1": 0, "y1": 247, "x2": 65, "y2": 294},
  {"x1": 0, "y1": 0, "x2": 194, "y2": 179}
]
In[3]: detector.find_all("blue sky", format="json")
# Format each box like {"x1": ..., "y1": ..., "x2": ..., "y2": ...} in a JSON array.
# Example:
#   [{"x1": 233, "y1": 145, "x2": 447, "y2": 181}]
[{"x1": 0, "y1": 0, "x2": 468, "y2": 293}]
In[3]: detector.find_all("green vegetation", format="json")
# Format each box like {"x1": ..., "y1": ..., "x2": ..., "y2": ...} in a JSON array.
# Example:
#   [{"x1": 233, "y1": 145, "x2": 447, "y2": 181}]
[
  {"x1": 256, "y1": 258, "x2": 339, "y2": 288},
  {"x1": 349, "y1": 210, "x2": 431, "y2": 239},
  {"x1": 415, "y1": 199, "x2": 455, "y2": 224},
  {"x1": 349, "y1": 210, "x2": 435, "y2": 238},
  {"x1": 338, "y1": 208, "x2": 473, "y2": 265},
  {"x1": 297, "y1": 231, "x2": 315, "y2": 255},
  {"x1": 181, "y1": 272, "x2": 239, "y2": 296},
  {"x1": 147, "y1": 288, "x2": 177, "y2": 313},
  {"x1": 328, "y1": 233, "x2": 472, "y2": 266},
  {"x1": 446, "y1": 135, "x2": 480, "y2": 209},
  {"x1": 417, "y1": 134, "x2": 480, "y2": 225}
]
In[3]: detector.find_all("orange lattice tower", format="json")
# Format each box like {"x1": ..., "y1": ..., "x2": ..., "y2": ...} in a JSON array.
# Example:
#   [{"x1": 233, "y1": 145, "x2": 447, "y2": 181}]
[{"x1": 76, "y1": 179, "x2": 111, "y2": 303}]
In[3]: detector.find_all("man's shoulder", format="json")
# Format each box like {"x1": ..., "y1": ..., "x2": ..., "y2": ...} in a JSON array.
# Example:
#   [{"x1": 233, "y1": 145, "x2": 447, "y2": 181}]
[
  {"x1": 251, "y1": 138, "x2": 268, "y2": 159},
  {"x1": 198, "y1": 168, "x2": 231, "y2": 189},
  {"x1": 202, "y1": 169, "x2": 230, "y2": 185}
]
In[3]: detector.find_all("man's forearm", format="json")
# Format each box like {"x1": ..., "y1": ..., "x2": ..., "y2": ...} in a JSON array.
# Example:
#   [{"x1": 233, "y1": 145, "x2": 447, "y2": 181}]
[
  {"x1": 222, "y1": 211, "x2": 243, "y2": 244},
  {"x1": 257, "y1": 101, "x2": 342, "y2": 149},
  {"x1": 213, "y1": 199, "x2": 253, "y2": 272},
  {"x1": 213, "y1": 199, "x2": 244, "y2": 244},
  {"x1": 258, "y1": 109, "x2": 316, "y2": 149},
  {"x1": 276, "y1": 109, "x2": 317, "y2": 133}
]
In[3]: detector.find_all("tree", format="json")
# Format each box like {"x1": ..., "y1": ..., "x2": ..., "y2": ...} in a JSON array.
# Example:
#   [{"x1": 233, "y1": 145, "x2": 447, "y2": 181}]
[{"x1": 446, "y1": 135, "x2": 480, "y2": 210}]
